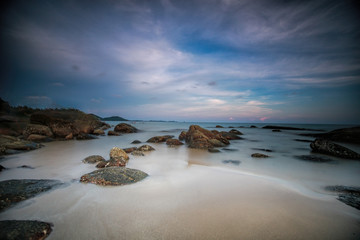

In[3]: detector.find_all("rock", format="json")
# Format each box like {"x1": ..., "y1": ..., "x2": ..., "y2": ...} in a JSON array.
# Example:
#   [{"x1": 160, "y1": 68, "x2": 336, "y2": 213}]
[
  {"x1": 166, "y1": 139, "x2": 184, "y2": 146},
  {"x1": 131, "y1": 150, "x2": 145, "y2": 156},
  {"x1": 229, "y1": 126, "x2": 234, "y2": 128},
  {"x1": 109, "y1": 147, "x2": 129, "y2": 167},
  {"x1": 0, "y1": 179, "x2": 62, "y2": 211},
  {"x1": 310, "y1": 139, "x2": 360, "y2": 159},
  {"x1": 80, "y1": 167, "x2": 148, "y2": 186},
  {"x1": 219, "y1": 131, "x2": 243, "y2": 140},
  {"x1": 76, "y1": 133, "x2": 97, "y2": 140},
  {"x1": 178, "y1": 131, "x2": 187, "y2": 141},
  {"x1": 18, "y1": 165, "x2": 35, "y2": 169},
  {"x1": 250, "y1": 125, "x2": 257, "y2": 128},
  {"x1": 215, "y1": 125, "x2": 224, "y2": 128},
  {"x1": 208, "y1": 148, "x2": 220, "y2": 153},
  {"x1": 114, "y1": 123, "x2": 137, "y2": 133},
  {"x1": 301, "y1": 126, "x2": 360, "y2": 144},
  {"x1": 96, "y1": 161, "x2": 107, "y2": 168},
  {"x1": 229, "y1": 129, "x2": 243, "y2": 135},
  {"x1": 0, "y1": 165, "x2": 5, "y2": 171},
  {"x1": 137, "y1": 145, "x2": 155, "y2": 151},
  {"x1": 108, "y1": 130, "x2": 121, "y2": 136},
  {"x1": 27, "y1": 134, "x2": 49, "y2": 142},
  {"x1": 65, "y1": 133, "x2": 73, "y2": 140},
  {"x1": 251, "y1": 148, "x2": 273, "y2": 152},
  {"x1": 23, "y1": 124, "x2": 53, "y2": 139},
  {"x1": 123, "y1": 147, "x2": 137, "y2": 153},
  {"x1": 185, "y1": 125, "x2": 229, "y2": 149},
  {"x1": 222, "y1": 160, "x2": 241, "y2": 165},
  {"x1": 147, "y1": 135, "x2": 174, "y2": 143},
  {"x1": 82, "y1": 155, "x2": 105, "y2": 164},
  {"x1": 92, "y1": 129, "x2": 105, "y2": 135},
  {"x1": 0, "y1": 134, "x2": 42, "y2": 153},
  {"x1": 295, "y1": 155, "x2": 333, "y2": 163},
  {"x1": 222, "y1": 148, "x2": 238, "y2": 151},
  {"x1": 251, "y1": 153, "x2": 269, "y2": 158},
  {"x1": 0, "y1": 220, "x2": 53, "y2": 240},
  {"x1": 325, "y1": 186, "x2": 360, "y2": 210},
  {"x1": 131, "y1": 140, "x2": 141, "y2": 144}
]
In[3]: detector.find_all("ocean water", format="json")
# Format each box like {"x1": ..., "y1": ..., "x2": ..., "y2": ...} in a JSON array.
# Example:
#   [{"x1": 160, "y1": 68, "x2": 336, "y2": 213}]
[{"x1": 0, "y1": 122, "x2": 359, "y2": 239}]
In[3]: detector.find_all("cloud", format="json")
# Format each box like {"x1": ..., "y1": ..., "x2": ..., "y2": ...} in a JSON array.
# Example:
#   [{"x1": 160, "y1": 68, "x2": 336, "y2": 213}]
[{"x1": 52, "y1": 82, "x2": 64, "y2": 87}]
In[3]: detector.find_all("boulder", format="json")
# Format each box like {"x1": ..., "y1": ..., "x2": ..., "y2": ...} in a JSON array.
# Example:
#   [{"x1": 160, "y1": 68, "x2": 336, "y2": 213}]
[
  {"x1": 92, "y1": 129, "x2": 105, "y2": 135},
  {"x1": 310, "y1": 139, "x2": 360, "y2": 159},
  {"x1": 131, "y1": 140, "x2": 141, "y2": 144},
  {"x1": 96, "y1": 161, "x2": 107, "y2": 168},
  {"x1": 114, "y1": 123, "x2": 137, "y2": 133},
  {"x1": 185, "y1": 125, "x2": 229, "y2": 149},
  {"x1": 0, "y1": 179, "x2": 62, "y2": 211},
  {"x1": 166, "y1": 139, "x2": 184, "y2": 146},
  {"x1": 108, "y1": 130, "x2": 120, "y2": 136},
  {"x1": 215, "y1": 125, "x2": 224, "y2": 128},
  {"x1": 80, "y1": 167, "x2": 148, "y2": 186},
  {"x1": 82, "y1": 155, "x2": 106, "y2": 164},
  {"x1": 123, "y1": 147, "x2": 137, "y2": 153},
  {"x1": 147, "y1": 135, "x2": 174, "y2": 143},
  {"x1": 251, "y1": 153, "x2": 269, "y2": 158},
  {"x1": 0, "y1": 220, "x2": 53, "y2": 240},
  {"x1": 178, "y1": 131, "x2": 187, "y2": 141},
  {"x1": 229, "y1": 129, "x2": 243, "y2": 135},
  {"x1": 219, "y1": 131, "x2": 243, "y2": 140},
  {"x1": 137, "y1": 145, "x2": 155, "y2": 151},
  {"x1": 65, "y1": 133, "x2": 73, "y2": 140},
  {"x1": 109, "y1": 147, "x2": 129, "y2": 167},
  {"x1": 0, "y1": 134, "x2": 42, "y2": 154},
  {"x1": 131, "y1": 150, "x2": 145, "y2": 156},
  {"x1": 208, "y1": 148, "x2": 220, "y2": 153},
  {"x1": 23, "y1": 124, "x2": 53, "y2": 138}
]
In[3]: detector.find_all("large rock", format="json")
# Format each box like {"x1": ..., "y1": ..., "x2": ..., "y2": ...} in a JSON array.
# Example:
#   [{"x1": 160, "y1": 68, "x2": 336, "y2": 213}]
[
  {"x1": 147, "y1": 135, "x2": 174, "y2": 143},
  {"x1": 109, "y1": 147, "x2": 129, "y2": 167},
  {"x1": 0, "y1": 179, "x2": 62, "y2": 211},
  {"x1": 302, "y1": 127, "x2": 360, "y2": 144},
  {"x1": 114, "y1": 123, "x2": 137, "y2": 133},
  {"x1": 80, "y1": 167, "x2": 148, "y2": 186},
  {"x1": 23, "y1": 124, "x2": 53, "y2": 139},
  {"x1": 26, "y1": 134, "x2": 49, "y2": 142},
  {"x1": 0, "y1": 220, "x2": 53, "y2": 240},
  {"x1": 310, "y1": 139, "x2": 360, "y2": 159},
  {"x1": 166, "y1": 139, "x2": 184, "y2": 146},
  {"x1": 185, "y1": 125, "x2": 229, "y2": 149},
  {"x1": 0, "y1": 135, "x2": 42, "y2": 155}
]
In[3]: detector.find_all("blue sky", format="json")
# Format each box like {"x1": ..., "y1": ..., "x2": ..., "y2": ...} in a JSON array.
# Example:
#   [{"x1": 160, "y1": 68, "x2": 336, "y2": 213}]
[{"x1": 1, "y1": 0, "x2": 359, "y2": 123}]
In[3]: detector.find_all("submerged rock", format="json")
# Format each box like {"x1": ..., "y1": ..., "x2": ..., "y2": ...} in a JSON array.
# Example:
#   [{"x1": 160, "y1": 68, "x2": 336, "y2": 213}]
[
  {"x1": 325, "y1": 186, "x2": 360, "y2": 210},
  {"x1": 229, "y1": 129, "x2": 243, "y2": 135},
  {"x1": 166, "y1": 139, "x2": 184, "y2": 146},
  {"x1": 114, "y1": 123, "x2": 137, "y2": 133},
  {"x1": 251, "y1": 153, "x2": 269, "y2": 158},
  {"x1": 219, "y1": 131, "x2": 243, "y2": 140},
  {"x1": 208, "y1": 148, "x2": 221, "y2": 153},
  {"x1": 0, "y1": 179, "x2": 62, "y2": 211},
  {"x1": 0, "y1": 220, "x2": 53, "y2": 240},
  {"x1": 310, "y1": 139, "x2": 360, "y2": 159},
  {"x1": 147, "y1": 135, "x2": 174, "y2": 143},
  {"x1": 131, "y1": 150, "x2": 145, "y2": 156},
  {"x1": 222, "y1": 160, "x2": 241, "y2": 165},
  {"x1": 215, "y1": 125, "x2": 224, "y2": 128},
  {"x1": 137, "y1": 145, "x2": 155, "y2": 151},
  {"x1": 80, "y1": 167, "x2": 148, "y2": 186},
  {"x1": 131, "y1": 140, "x2": 141, "y2": 144},
  {"x1": 295, "y1": 155, "x2": 333, "y2": 163},
  {"x1": 82, "y1": 155, "x2": 105, "y2": 164},
  {"x1": 107, "y1": 130, "x2": 121, "y2": 136},
  {"x1": 252, "y1": 148, "x2": 273, "y2": 152}
]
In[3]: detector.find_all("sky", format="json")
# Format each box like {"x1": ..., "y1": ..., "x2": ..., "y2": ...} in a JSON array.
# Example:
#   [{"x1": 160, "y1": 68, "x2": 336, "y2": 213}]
[{"x1": 1, "y1": 0, "x2": 359, "y2": 123}]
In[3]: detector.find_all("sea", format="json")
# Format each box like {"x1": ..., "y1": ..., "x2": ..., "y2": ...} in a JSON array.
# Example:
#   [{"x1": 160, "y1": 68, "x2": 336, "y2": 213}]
[{"x1": 1, "y1": 122, "x2": 360, "y2": 239}]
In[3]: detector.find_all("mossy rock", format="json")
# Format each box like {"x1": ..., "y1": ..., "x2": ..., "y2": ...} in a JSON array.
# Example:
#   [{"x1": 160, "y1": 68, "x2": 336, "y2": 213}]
[{"x1": 80, "y1": 167, "x2": 148, "y2": 186}]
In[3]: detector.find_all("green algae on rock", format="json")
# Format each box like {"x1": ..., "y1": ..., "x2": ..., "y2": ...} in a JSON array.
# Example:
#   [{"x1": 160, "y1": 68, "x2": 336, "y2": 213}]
[{"x1": 80, "y1": 167, "x2": 148, "y2": 186}]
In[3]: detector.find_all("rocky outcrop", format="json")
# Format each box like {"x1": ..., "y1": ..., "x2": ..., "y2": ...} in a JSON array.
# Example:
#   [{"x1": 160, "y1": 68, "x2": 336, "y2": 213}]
[
  {"x1": 301, "y1": 126, "x2": 360, "y2": 144},
  {"x1": 166, "y1": 139, "x2": 184, "y2": 146},
  {"x1": 82, "y1": 155, "x2": 105, "y2": 164},
  {"x1": 23, "y1": 124, "x2": 53, "y2": 140},
  {"x1": 325, "y1": 186, "x2": 360, "y2": 210},
  {"x1": 0, "y1": 220, "x2": 53, "y2": 240},
  {"x1": 114, "y1": 123, "x2": 137, "y2": 133},
  {"x1": 185, "y1": 125, "x2": 229, "y2": 149},
  {"x1": 310, "y1": 139, "x2": 360, "y2": 159},
  {"x1": 80, "y1": 167, "x2": 148, "y2": 186},
  {"x1": 178, "y1": 131, "x2": 187, "y2": 141},
  {"x1": 251, "y1": 153, "x2": 269, "y2": 158},
  {"x1": 0, "y1": 135, "x2": 42, "y2": 155},
  {"x1": 0, "y1": 179, "x2": 62, "y2": 212},
  {"x1": 147, "y1": 135, "x2": 174, "y2": 143},
  {"x1": 109, "y1": 147, "x2": 129, "y2": 167}
]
